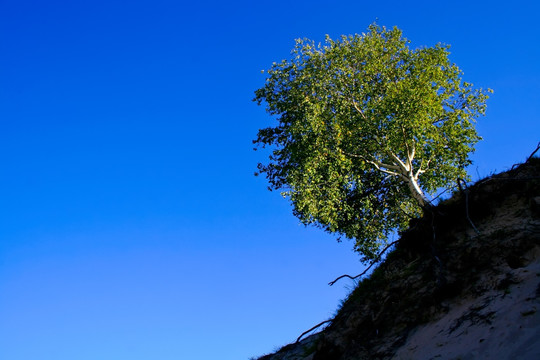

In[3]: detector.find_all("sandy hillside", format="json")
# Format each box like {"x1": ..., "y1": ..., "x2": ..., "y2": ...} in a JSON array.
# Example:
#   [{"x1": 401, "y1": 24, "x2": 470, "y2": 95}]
[{"x1": 255, "y1": 158, "x2": 540, "y2": 360}]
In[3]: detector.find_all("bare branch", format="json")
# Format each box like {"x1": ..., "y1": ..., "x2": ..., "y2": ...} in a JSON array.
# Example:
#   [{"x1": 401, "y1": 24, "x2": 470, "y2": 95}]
[
  {"x1": 296, "y1": 320, "x2": 332, "y2": 343},
  {"x1": 341, "y1": 149, "x2": 411, "y2": 181},
  {"x1": 367, "y1": 160, "x2": 405, "y2": 179},
  {"x1": 457, "y1": 178, "x2": 480, "y2": 235},
  {"x1": 329, "y1": 238, "x2": 401, "y2": 286},
  {"x1": 387, "y1": 151, "x2": 409, "y2": 172},
  {"x1": 340, "y1": 151, "x2": 402, "y2": 172},
  {"x1": 526, "y1": 141, "x2": 540, "y2": 162}
]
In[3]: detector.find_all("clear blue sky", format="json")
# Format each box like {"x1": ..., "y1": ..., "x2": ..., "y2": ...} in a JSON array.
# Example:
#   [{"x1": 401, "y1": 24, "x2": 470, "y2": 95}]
[{"x1": 1, "y1": 1, "x2": 538, "y2": 359}]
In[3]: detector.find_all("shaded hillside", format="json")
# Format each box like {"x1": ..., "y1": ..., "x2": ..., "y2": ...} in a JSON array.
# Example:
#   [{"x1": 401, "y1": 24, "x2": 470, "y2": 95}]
[{"x1": 255, "y1": 157, "x2": 540, "y2": 360}]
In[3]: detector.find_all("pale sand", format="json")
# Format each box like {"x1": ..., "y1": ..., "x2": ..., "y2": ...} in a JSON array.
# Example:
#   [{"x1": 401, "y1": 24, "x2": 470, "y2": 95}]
[{"x1": 393, "y1": 259, "x2": 540, "y2": 360}]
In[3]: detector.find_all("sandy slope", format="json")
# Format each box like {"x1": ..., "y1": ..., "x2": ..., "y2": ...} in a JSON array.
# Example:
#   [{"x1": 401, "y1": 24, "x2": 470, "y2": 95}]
[
  {"x1": 394, "y1": 256, "x2": 540, "y2": 359},
  {"x1": 255, "y1": 159, "x2": 540, "y2": 360}
]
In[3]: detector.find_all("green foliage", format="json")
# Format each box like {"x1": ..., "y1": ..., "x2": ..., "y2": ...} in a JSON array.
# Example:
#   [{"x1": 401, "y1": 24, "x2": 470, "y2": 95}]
[{"x1": 254, "y1": 24, "x2": 491, "y2": 261}]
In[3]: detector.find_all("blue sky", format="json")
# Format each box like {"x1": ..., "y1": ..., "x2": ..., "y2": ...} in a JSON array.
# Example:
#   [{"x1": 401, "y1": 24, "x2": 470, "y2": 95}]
[{"x1": 1, "y1": 1, "x2": 539, "y2": 359}]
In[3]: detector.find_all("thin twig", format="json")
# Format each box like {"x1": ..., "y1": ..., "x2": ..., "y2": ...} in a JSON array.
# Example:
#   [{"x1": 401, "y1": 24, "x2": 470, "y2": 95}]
[
  {"x1": 328, "y1": 239, "x2": 401, "y2": 286},
  {"x1": 426, "y1": 185, "x2": 457, "y2": 205},
  {"x1": 526, "y1": 141, "x2": 540, "y2": 162},
  {"x1": 511, "y1": 142, "x2": 540, "y2": 170},
  {"x1": 295, "y1": 319, "x2": 332, "y2": 343},
  {"x1": 457, "y1": 178, "x2": 480, "y2": 235}
]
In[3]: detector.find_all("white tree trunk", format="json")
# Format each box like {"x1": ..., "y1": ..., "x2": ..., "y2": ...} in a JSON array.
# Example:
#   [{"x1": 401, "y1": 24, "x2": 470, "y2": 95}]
[
  {"x1": 356, "y1": 150, "x2": 430, "y2": 208},
  {"x1": 407, "y1": 174, "x2": 428, "y2": 208}
]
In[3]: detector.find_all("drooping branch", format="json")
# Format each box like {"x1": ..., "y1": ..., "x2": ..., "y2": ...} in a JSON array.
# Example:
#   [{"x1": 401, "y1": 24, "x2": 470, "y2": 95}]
[
  {"x1": 329, "y1": 238, "x2": 401, "y2": 286},
  {"x1": 295, "y1": 319, "x2": 332, "y2": 343},
  {"x1": 526, "y1": 141, "x2": 540, "y2": 162},
  {"x1": 457, "y1": 178, "x2": 480, "y2": 235}
]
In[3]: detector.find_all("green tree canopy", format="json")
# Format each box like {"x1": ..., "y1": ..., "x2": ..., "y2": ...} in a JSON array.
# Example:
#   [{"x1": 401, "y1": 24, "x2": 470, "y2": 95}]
[{"x1": 254, "y1": 24, "x2": 491, "y2": 260}]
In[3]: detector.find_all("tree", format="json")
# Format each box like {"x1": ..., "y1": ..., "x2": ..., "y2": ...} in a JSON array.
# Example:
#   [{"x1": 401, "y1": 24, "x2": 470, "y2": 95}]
[{"x1": 253, "y1": 24, "x2": 491, "y2": 260}]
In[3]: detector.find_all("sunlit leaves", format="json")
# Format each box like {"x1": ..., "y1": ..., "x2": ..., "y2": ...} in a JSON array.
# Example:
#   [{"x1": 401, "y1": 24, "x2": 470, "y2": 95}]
[{"x1": 254, "y1": 24, "x2": 490, "y2": 261}]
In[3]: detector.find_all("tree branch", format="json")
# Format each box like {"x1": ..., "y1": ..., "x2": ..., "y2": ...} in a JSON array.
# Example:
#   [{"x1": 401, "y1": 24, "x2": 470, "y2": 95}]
[
  {"x1": 526, "y1": 141, "x2": 540, "y2": 162},
  {"x1": 367, "y1": 160, "x2": 407, "y2": 179},
  {"x1": 387, "y1": 151, "x2": 409, "y2": 172},
  {"x1": 457, "y1": 178, "x2": 480, "y2": 235},
  {"x1": 400, "y1": 126, "x2": 412, "y2": 168},
  {"x1": 340, "y1": 151, "x2": 402, "y2": 173},
  {"x1": 328, "y1": 239, "x2": 401, "y2": 286},
  {"x1": 415, "y1": 158, "x2": 431, "y2": 179},
  {"x1": 295, "y1": 320, "x2": 332, "y2": 343}
]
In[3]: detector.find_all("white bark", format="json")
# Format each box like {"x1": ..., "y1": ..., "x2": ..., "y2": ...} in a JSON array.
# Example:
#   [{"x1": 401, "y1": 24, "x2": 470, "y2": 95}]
[
  {"x1": 407, "y1": 174, "x2": 428, "y2": 207},
  {"x1": 341, "y1": 145, "x2": 430, "y2": 208},
  {"x1": 369, "y1": 150, "x2": 429, "y2": 208}
]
